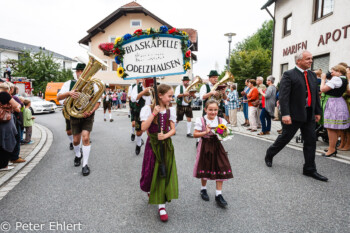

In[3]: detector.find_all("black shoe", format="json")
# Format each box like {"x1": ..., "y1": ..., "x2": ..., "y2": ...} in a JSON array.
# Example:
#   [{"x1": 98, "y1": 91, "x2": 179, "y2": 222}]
[
  {"x1": 187, "y1": 133, "x2": 194, "y2": 138},
  {"x1": 104, "y1": 118, "x2": 106, "y2": 121},
  {"x1": 200, "y1": 189, "x2": 209, "y2": 201},
  {"x1": 135, "y1": 142, "x2": 143, "y2": 155},
  {"x1": 215, "y1": 194, "x2": 228, "y2": 208},
  {"x1": 131, "y1": 134, "x2": 135, "y2": 141},
  {"x1": 196, "y1": 141, "x2": 199, "y2": 148},
  {"x1": 321, "y1": 150, "x2": 337, "y2": 157},
  {"x1": 303, "y1": 171, "x2": 328, "y2": 182},
  {"x1": 69, "y1": 143, "x2": 73, "y2": 150},
  {"x1": 74, "y1": 156, "x2": 82, "y2": 167},
  {"x1": 265, "y1": 155, "x2": 273, "y2": 167},
  {"x1": 241, "y1": 123, "x2": 246, "y2": 126},
  {"x1": 110, "y1": 119, "x2": 114, "y2": 122},
  {"x1": 82, "y1": 165, "x2": 90, "y2": 176}
]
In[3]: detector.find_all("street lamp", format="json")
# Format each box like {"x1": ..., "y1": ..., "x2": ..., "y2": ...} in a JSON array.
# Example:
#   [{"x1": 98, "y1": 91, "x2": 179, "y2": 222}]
[{"x1": 224, "y1": 32, "x2": 236, "y2": 70}]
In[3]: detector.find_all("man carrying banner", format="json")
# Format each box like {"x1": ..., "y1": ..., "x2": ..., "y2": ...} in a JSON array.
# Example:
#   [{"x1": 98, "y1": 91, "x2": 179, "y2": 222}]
[
  {"x1": 57, "y1": 63, "x2": 86, "y2": 151},
  {"x1": 131, "y1": 78, "x2": 152, "y2": 155},
  {"x1": 174, "y1": 76, "x2": 194, "y2": 137},
  {"x1": 128, "y1": 80, "x2": 140, "y2": 141},
  {"x1": 102, "y1": 84, "x2": 114, "y2": 122}
]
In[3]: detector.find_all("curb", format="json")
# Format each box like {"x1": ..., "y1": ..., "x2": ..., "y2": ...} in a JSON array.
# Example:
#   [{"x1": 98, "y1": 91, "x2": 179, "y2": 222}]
[{"x1": 0, "y1": 124, "x2": 53, "y2": 189}]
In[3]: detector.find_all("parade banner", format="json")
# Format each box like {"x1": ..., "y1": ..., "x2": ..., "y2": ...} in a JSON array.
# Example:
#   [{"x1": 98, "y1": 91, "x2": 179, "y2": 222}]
[
  {"x1": 121, "y1": 35, "x2": 185, "y2": 79},
  {"x1": 99, "y1": 26, "x2": 192, "y2": 80}
]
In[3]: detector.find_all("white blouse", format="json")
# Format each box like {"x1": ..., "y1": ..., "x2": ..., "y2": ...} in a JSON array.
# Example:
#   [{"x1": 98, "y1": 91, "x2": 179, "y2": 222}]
[
  {"x1": 140, "y1": 105, "x2": 176, "y2": 122},
  {"x1": 326, "y1": 76, "x2": 343, "y2": 89},
  {"x1": 194, "y1": 116, "x2": 227, "y2": 131}
]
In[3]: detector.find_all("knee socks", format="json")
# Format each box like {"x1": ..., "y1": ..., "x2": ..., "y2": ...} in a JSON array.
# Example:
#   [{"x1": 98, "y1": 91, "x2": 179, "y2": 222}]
[
  {"x1": 158, "y1": 204, "x2": 166, "y2": 215},
  {"x1": 68, "y1": 135, "x2": 73, "y2": 143},
  {"x1": 73, "y1": 145, "x2": 81, "y2": 158},
  {"x1": 82, "y1": 145, "x2": 91, "y2": 167},
  {"x1": 187, "y1": 122, "x2": 191, "y2": 134},
  {"x1": 136, "y1": 135, "x2": 142, "y2": 146}
]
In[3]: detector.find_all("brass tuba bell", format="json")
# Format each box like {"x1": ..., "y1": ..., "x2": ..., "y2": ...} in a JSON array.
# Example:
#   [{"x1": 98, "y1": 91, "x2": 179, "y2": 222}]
[
  {"x1": 209, "y1": 71, "x2": 235, "y2": 101},
  {"x1": 183, "y1": 76, "x2": 203, "y2": 104},
  {"x1": 63, "y1": 52, "x2": 108, "y2": 119}
]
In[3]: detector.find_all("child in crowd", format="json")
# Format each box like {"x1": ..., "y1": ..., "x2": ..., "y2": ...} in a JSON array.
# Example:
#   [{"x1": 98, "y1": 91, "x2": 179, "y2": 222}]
[
  {"x1": 23, "y1": 99, "x2": 35, "y2": 144},
  {"x1": 193, "y1": 99, "x2": 233, "y2": 208},
  {"x1": 139, "y1": 84, "x2": 178, "y2": 222}
]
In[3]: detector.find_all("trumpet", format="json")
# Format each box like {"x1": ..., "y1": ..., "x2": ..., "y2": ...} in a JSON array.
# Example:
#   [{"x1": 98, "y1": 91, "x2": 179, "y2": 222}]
[
  {"x1": 183, "y1": 76, "x2": 202, "y2": 103},
  {"x1": 209, "y1": 71, "x2": 234, "y2": 101}
]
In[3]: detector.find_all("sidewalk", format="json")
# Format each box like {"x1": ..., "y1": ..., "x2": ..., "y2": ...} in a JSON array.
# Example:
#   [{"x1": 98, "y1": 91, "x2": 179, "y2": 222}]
[
  {"x1": 112, "y1": 105, "x2": 350, "y2": 163},
  {"x1": 0, "y1": 124, "x2": 53, "y2": 200}
]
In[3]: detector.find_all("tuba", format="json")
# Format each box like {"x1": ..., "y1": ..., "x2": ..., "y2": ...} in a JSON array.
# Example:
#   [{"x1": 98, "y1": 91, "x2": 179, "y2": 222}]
[
  {"x1": 209, "y1": 71, "x2": 235, "y2": 101},
  {"x1": 183, "y1": 76, "x2": 203, "y2": 103},
  {"x1": 63, "y1": 52, "x2": 108, "y2": 119}
]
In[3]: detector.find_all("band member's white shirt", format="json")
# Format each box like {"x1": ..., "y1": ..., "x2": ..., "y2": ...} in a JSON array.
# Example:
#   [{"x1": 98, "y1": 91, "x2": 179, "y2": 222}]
[
  {"x1": 102, "y1": 91, "x2": 112, "y2": 101},
  {"x1": 57, "y1": 80, "x2": 101, "y2": 105},
  {"x1": 128, "y1": 83, "x2": 136, "y2": 103},
  {"x1": 199, "y1": 82, "x2": 214, "y2": 101},
  {"x1": 131, "y1": 84, "x2": 152, "y2": 105},
  {"x1": 174, "y1": 85, "x2": 189, "y2": 106}
]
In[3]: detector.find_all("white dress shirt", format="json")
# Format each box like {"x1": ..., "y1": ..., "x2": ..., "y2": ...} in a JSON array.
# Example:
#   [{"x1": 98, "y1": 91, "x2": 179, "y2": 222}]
[
  {"x1": 131, "y1": 84, "x2": 152, "y2": 105},
  {"x1": 199, "y1": 82, "x2": 214, "y2": 100},
  {"x1": 174, "y1": 85, "x2": 189, "y2": 106}
]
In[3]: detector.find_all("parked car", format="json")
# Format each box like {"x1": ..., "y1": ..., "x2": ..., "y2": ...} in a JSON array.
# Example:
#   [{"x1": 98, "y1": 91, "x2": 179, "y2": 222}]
[{"x1": 26, "y1": 96, "x2": 57, "y2": 114}]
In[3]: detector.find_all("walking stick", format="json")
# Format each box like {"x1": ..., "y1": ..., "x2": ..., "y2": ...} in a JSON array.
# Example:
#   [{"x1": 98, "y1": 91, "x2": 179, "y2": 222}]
[{"x1": 153, "y1": 77, "x2": 166, "y2": 178}]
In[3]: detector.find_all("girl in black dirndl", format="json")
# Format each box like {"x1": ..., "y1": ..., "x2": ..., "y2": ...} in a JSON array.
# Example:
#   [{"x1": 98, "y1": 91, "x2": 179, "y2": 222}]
[{"x1": 193, "y1": 99, "x2": 233, "y2": 208}]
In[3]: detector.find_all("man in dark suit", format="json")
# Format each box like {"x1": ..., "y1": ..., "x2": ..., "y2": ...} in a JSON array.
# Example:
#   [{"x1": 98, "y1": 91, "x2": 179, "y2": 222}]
[{"x1": 265, "y1": 50, "x2": 328, "y2": 182}]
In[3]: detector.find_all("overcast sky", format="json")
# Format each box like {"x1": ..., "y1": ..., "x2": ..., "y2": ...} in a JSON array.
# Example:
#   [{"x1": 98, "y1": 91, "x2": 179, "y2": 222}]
[{"x1": 1, "y1": 0, "x2": 272, "y2": 78}]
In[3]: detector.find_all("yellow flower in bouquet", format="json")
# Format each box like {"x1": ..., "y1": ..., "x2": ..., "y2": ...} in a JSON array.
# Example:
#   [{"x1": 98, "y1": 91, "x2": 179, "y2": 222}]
[
  {"x1": 218, "y1": 124, "x2": 226, "y2": 130},
  {"x1": 184, "y1": 62, "x2": 191, "y2": 70},
  {"x1": 146, "y1": 28, "x2": 151, "y2": 35},
  {"x1": 182, "y1": 31, "x2": 188, "y2": 36},
  {"x1": 114, "y1": 37, "x2": 122, "y2": 45},
  {"x1": 117, "y1": 67, "x2": 124, "y2": 77}
]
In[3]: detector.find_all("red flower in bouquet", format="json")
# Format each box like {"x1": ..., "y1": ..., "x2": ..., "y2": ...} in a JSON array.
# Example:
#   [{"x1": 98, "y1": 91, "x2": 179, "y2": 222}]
[
  {"x1": 134, "y1": 29, "x2": 143, "y2": 36},
  {"x1": 185, "y1": 50, "x2": 191, "y2": 58},
  {"x1": 169, "y1": 28, "x2": 177, "y2": 34},
  {"x1": 113, "y1": 48, "x2": 121, "y2": 55}
]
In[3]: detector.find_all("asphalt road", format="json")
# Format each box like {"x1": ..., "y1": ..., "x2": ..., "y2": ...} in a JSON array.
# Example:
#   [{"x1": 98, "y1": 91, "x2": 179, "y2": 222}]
[{"x1": 0, "y1": 109, "x2": 349, "y2": 233}]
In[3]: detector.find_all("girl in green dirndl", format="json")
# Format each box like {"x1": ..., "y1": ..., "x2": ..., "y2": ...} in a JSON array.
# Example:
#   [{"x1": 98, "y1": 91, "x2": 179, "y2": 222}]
[{"x1": 140, "y1": 84, "x2": 178, "y2": 222}]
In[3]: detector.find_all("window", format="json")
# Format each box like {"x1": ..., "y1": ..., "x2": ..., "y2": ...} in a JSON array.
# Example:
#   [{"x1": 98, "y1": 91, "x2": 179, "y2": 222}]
[
  {"x1": 281, "y1": 63, "x2": 289, "y2": 77},
  {"x1": 283, "y1": 14, "x2": 292, "y2": 37},
  {"x1": 130, "y1": 20, "x2": 141, "y2": 27},
  {"x1": 101, "y1": 60, "x2": 108, "y2": 71},
  {"x1": 312, "y1": 53, "x2": 330, "y2": 72},
  {"x1": 63, "y1": 61, "x2": 66, "y2": 70},
  {"x1": 314, "y1": 0, "x2": 334, "y2": 21},
  {"x1": 110, "y1": 36, "x2": 116, "y2": 43},
  {"x1": 112, "y1": 61, "x2": 118, "y2": 71}
]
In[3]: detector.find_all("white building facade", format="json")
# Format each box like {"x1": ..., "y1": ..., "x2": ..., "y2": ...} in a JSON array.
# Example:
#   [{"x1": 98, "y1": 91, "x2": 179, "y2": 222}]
[{"x1": 262, "y1": 0, "x2": 350, "y2": 81}]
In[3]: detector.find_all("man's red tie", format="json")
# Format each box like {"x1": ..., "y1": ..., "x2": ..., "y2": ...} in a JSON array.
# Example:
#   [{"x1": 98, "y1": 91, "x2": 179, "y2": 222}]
[{"x1": 304, "y1": 71, "x2": 312, "y2": 107}]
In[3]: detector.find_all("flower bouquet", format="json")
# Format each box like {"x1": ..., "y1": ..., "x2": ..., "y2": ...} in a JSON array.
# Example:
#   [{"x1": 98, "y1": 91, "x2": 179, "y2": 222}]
[{"x1": 212, "y1": 124, "x2": 234, "y2": 141}]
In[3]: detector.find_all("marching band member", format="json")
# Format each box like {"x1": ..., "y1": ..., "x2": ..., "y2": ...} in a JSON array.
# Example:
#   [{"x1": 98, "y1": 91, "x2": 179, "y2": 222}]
[
  {"x1": 57, "y1": 63, "x2": 101, "y2": 176},
  {"x1": 57, "y1": 63, "x2": 85, "y2": 151},
  {"x1": 102, "y1": 84, "x2": 114, "y2": 122},
  {"x1": 174, "y1": 76, "x2": 194, "y2": 137},
  {"x1": 128, "y1": 79, "x2": 140, "y2": 141},
  {"x1": 131, "y1": 78, "x2": 152, "y2": 155},
  {"x1": 140, "y1": 83, "x2": 178, "y2": 222}
]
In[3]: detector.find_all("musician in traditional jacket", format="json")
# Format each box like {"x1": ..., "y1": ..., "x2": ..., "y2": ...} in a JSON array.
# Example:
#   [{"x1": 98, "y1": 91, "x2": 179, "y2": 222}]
[
  {"x1": 102, "y1": 84, "x2": 113, "y2": 122},
  {"x1": 199, "y1": 70, "x2": 226, "y2": 118},
  {"x1": 57, "y1": 63, "x2": 85, "y2": 151},
  {"x1": 174, "y1": 76, "x2": 194, "y2": 137},
  {"x1": 57, "y1": 62, "x2": 101, "y2": 176},
  {"x1": 131, "y1": 78, "x2": 152, "y2": 155}
]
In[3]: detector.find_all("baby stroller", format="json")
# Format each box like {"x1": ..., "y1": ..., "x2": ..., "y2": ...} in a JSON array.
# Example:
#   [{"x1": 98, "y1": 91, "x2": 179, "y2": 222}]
[{"x1": 295, "y1": 123, "x2": 329, "y2": 143}]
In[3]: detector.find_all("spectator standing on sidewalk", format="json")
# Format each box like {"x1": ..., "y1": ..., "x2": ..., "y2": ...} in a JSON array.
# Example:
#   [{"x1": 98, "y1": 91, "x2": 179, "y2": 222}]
[
  {"x1": 0, "y1": 82, "x2": 21, "y2": 171},
  {"x1": 227, "y1": 85, "x2": 239, "y2": 127},
  {"x1": 23, "y1": 99, "x2": 35, "y2": 144},
  {"x1": 3, "y1": 65, "x2": 12, "y2": 82},
  {"x1": 256, "y1": 76, "x2": 266, "y2": 129},
  {"x1": 258, "y1": 76, "x2": 276, "y2": 135},
  {"x1": 241, "y1": 79, "x2": 250, "y2": 127},
  {"x1": 247, "y1": 79, "x2": 259, "y2": 132}
]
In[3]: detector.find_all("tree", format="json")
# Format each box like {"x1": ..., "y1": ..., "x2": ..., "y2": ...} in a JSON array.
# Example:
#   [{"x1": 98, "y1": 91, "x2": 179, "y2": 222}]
[
  {"x1": 5, "y1": 50, "x2": 73, "y2": 94},
  {"x1": 229, "y1": 20, "x2": 273, "y2": 92}
]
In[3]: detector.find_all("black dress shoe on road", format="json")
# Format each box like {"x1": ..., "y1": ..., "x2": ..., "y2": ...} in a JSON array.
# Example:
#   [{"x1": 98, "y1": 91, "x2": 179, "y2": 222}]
[
  {"x1": 131, "y1": 134, "x2": 135, "y2": 141},
  {"x1": 135, "y1": 140, "x2": 144, "y2": 155},
  {"x1": 82, "y1": 165, "x2": 90, "y2": 176},
  {"x1": 200, "y1": 189, "x2": 209, "y2": 201},
  {"x1": 74, "y1": 156, "x2": 82, "y2": 167},
  {"x1": 187, "y1": 133, "x2": 194, "y2": 138},
  {"x1": 69, "y1": 143, "x2": 73, "y2": 150},
  {"x1": 265, "y1": 155, "x2": 273, "y2": 167},
  {"x1": 303, "y1": 171, "x2": 328, "y2": 182},
  {"x1": 215, "y1": 194, "x2": 228, "y2": 208}
]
